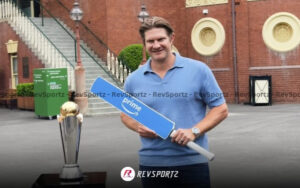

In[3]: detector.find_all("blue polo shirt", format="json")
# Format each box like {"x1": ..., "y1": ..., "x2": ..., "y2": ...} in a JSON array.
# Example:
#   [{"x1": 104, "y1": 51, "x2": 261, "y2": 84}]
[{"x1": 124, "y1": 53, "x2": 225, "y2": 166}]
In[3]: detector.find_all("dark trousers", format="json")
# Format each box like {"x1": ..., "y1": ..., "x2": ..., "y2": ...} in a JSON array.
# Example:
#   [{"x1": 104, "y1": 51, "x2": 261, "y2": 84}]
[{"x1": 139, "y1": 163, "x2": 211, "y2": 188}]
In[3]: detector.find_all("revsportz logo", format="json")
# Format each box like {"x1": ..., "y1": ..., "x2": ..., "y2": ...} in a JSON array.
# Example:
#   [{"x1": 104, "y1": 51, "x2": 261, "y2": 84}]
[
  {"x1": 121, "y1": 167, "x2": 136, "y2": 181},
  {"x1": 121, "y1": 98, "x2": 142, "y2": 116},
  {"x1": 120, "y1": 166, "x2": 179, "y2": 182}
]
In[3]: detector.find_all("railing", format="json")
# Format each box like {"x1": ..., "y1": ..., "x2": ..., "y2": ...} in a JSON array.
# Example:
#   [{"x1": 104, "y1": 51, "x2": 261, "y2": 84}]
[
  {"x1": 107, "y1": 50, "x2": 131, "y2": 83},
  {"x1": 43, "y1": 0, "x2": 131, "y2": 82},
  {"x1": 39, "y1": 0, "x2": 132, "y2": 85},
  {"x1": 0, "y1": 0, "x2": 75, "y2": 90}
]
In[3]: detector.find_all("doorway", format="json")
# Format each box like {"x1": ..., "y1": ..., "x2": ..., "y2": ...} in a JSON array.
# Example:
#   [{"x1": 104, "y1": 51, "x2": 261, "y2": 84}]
[{"x1": 14, "y1": 0, "x2": 40, "y2": 17}]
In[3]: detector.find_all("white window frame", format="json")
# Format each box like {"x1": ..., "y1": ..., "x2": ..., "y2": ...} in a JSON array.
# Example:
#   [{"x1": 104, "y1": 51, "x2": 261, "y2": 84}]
[{"x1": 11, "y1": 55, "x2": 18, "y2": 89}]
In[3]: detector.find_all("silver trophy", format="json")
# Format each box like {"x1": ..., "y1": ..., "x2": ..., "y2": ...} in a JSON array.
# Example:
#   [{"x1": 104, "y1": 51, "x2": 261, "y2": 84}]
[{"x1": 57, "y1": 101, "x2": 83, "y2": 180}]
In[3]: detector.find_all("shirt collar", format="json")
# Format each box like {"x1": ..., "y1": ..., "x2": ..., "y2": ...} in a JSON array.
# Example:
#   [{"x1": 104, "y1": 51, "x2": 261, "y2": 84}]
[{"x1": 143, "y1": 52, "x2": 184, "y2": 74}]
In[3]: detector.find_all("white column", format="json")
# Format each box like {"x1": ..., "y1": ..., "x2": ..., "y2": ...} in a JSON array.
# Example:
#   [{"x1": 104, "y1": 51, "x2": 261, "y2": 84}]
[
  {"x1": 4, "y1": 0, "x2": 7, "y2": 18},
  {"x1": 110, "y1": 54, "x2": 115, "y2": 75},
  {"x1": 30, "y1": 0, "x2": 34, "y2": 17},
  {"x1": 107, "y1": 50, "x2": 111, "y2": 69},
  {"x1": 124, "y1": 68, "x2": 128, "y2": 81},
  {"x1": 8, "y1": 1, "x2": 11, "y2": 20},
  {"x1": 115, "y1": 57, "x2": 119, "y2": 78},
  {"x1": 0, "y1": 2, "x2": 2, "y2": 19},
  {"x1": 120, "y1": 63, "x2": 124, "y2": 83}
]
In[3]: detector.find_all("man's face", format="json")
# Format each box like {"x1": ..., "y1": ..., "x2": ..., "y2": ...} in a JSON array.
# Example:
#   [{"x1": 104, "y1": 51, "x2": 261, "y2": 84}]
[{"x1": 144, "y1": 28, "x2": 174, "y2": 63}]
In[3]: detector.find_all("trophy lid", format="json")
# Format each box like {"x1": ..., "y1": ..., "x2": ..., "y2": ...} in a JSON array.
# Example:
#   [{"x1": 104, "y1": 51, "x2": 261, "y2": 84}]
[{"x1": 58, "y1": 101, "x2": 79, "y2": 123}]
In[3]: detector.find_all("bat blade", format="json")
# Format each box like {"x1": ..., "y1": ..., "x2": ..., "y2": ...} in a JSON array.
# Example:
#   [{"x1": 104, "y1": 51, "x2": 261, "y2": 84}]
[{"x1": 90, "y1": 77, "x2": 175, "y2": 139}]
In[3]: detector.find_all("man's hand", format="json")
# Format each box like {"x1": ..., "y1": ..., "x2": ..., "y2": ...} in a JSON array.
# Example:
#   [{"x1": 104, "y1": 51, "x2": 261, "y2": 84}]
[
  {"x1": 137, "y1": 124, "x2": 158, "y2": 138},
  {"x1": 120, "y1": 112, "x2": 158, "y2": 138},
  {"x1": 171, "y1": 129, "x2": 196, "y2": 146}
]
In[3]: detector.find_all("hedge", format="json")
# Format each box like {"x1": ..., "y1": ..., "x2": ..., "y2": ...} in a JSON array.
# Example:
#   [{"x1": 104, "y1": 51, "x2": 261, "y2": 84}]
[
  {"x1": 17, "y1": 83, "x2": 34, "y2": 97},
  {"x1": 118, "y1": 44, "x2": 149, "y2": 71}
]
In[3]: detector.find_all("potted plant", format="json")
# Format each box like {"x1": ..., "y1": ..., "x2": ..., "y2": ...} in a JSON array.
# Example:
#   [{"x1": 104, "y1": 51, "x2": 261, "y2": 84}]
[
  {"x1": 17, "y1": 84, "x2": 25, "y2": 109},
  {"x1": 17, "y1": 83, "x2": 34, "y2": 110}
]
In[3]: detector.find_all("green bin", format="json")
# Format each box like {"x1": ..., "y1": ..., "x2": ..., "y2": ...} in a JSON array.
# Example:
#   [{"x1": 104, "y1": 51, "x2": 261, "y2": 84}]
[{"x1": 34, "y1": 68, "x2": 68, "y2": 119}]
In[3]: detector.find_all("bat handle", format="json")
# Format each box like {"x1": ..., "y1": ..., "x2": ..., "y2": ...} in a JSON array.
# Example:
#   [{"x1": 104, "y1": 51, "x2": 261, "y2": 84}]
[
  {"x1": 186, "y1": 141, "x2": 215, "y2": 161},
  {"x1": 170, "y1": 130, "x2": 215, "y2": 161}
]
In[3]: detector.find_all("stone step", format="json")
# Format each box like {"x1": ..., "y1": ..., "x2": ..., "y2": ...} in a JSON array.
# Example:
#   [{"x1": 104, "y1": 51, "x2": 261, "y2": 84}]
[
  {"x1": 87, "y1": 106, "x2": 120, "y2": 114},
  {"x1": 85, "y1": 73, "x2": 109, "y2": 79},
  {"x1": 85, "y1": 76, "x2": 111, "y2": 81},
  {"x1": 82, "y1": 66, "x2": 103, "y2": 71},
  {"x1": 85, "y1": 78, "x2": 116, "y2": 88},
  {"x1": 85, "y1": 77, "x2": 115, "y2": 85},
  {"x1": 84, "y1": 69, "x2": 109, "y2": 74},
  {"x1": 88, "y1": 102, "x2": 112, "y2": 108},
  {"x1": 85, "y1": 110, "x2": 120, "y2": 117},
  {"x1": 88, "y1": 98, "x2": 106, "y2": 103},
  {"x1": 85, "y1": 79, "x2": 97, "y2": 85}
]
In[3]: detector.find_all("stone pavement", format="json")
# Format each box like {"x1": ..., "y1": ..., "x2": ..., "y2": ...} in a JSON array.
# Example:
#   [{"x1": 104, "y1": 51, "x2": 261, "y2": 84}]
[{"x1": 0, "y1": 104, "x2": 299, "y2": 188}]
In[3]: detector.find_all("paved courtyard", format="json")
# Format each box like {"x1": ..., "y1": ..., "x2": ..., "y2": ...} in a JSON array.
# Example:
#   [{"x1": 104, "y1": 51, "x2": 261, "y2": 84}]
[{"x1": 0, "y1": 104, "x2": 300, "y2": 188}]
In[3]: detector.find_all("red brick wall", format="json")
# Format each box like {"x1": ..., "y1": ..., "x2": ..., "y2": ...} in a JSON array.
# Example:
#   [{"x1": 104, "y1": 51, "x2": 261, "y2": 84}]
[
  {"x1": 105, "y1": 0, "x2": 142, "y2": 54},
  {"x1": 37, "y1": 0, "x2": 300, "y2": 103},
  {"x1": 0, "y1": 21, "x2": 44, "y2": 91},
  {"x1": 245, "y1": 0, "x2": 300, "y2": 103},
  {"x1": 41, "y1": 0, "x2": 188, "y2": 55},
  {"x1": 184, "y1": 2, "x2": 235, "y2": 102},
  {"x1": 235, "y1": 0, "x2": 251, "y2": 103}
]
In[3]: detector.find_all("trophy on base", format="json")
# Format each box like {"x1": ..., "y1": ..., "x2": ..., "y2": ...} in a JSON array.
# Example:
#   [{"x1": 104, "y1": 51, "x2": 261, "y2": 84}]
[
  {"x1": 58, "y1": 101, "x2": 84, "y2": 180},
  {"x1": 32, "y1": 101, "x2": 107, "y2": 188}
]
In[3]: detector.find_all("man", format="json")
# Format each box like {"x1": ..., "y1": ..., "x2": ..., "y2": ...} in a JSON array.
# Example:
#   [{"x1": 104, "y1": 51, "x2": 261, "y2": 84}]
[{"x1": 120, "y1": 16, "x2": 228, "y2": 188}]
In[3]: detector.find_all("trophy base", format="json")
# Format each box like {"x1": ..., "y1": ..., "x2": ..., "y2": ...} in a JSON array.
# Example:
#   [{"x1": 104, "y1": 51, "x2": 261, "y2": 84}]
[
  {"x1": 32, "y1": 172, "x2": 106, "y2": 188},
  {"x1": 60, "y1": 164, "x2": 83, "y2": 180}
]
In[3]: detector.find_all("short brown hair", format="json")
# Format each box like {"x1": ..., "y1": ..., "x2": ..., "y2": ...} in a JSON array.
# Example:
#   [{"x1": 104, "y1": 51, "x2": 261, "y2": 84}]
[{"x1": 139, "y1": 16, "x2": 174, "y2": 43}]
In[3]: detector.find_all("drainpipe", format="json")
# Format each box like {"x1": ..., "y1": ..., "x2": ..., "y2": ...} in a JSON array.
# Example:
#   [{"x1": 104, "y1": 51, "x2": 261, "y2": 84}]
[{"x1": 231, "y1": 0, "x2": 239, "y2": 103}]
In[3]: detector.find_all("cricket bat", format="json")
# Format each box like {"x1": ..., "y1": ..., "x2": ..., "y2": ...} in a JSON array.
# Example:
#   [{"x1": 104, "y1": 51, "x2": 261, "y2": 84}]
[{"x1": 90, "y1": 77, "x2": 215, "y2": 161}]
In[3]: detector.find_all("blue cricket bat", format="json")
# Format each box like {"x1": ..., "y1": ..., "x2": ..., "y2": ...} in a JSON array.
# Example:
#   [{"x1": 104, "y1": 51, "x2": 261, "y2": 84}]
[{"x1": 90, "y1": 77, "x2": 215, "y2": 161}]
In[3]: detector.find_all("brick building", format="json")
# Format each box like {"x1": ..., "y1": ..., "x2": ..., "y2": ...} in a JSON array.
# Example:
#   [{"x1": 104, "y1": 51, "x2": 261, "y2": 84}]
[{"x1": 1, "y1": 0, "x2": 300, "y2": 104}]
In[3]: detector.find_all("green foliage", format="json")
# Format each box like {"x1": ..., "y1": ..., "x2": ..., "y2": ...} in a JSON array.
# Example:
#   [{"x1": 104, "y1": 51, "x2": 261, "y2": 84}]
[
  {"x1": 118, "y1": 44, "x2": 149, "y2": 71},
  {"x1": 17, "y1": 83, "x2": 34, "y2": 97}
]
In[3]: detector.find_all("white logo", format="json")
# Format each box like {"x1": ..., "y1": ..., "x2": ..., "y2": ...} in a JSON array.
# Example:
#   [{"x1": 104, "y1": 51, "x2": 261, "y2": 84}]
[
  {"x1": 121, "y1": 166, "x2": 135, "y2": 181},
  {"x1": 121, "y1": 98, "x2": 141, "y2": 116}
]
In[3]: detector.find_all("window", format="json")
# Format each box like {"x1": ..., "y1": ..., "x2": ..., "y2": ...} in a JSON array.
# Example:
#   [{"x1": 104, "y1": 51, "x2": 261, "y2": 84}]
[
  {"x1": 11, "y1": 55, "x2": 18, "y2": 89},
  {"x1": 22, "y1": 57, "x2": 29, "y2": 78}
]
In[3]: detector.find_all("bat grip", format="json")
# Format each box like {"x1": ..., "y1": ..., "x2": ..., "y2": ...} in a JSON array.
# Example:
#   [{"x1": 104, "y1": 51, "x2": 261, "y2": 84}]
[
  {"x1": 186, "y1": 141, "x2": 215, "y2": 161},
  {"x1": 170, "y1": 130, "x2": 215, "y2": 161}
]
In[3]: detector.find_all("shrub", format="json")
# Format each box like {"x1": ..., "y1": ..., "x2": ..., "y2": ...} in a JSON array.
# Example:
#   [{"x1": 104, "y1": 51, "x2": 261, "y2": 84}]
[
  {"x1": 118, "y1": 44, "x2": 149, "y2": 71},
  {"x1": 17, "y1": 83, "x2": 34, "y2": 97}
]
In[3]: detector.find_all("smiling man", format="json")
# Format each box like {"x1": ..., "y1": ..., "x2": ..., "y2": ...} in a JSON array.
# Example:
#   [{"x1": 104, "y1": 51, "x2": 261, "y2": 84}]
[{"x1": 120, "y1": 17, "x2": 228, "y2": 188}]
